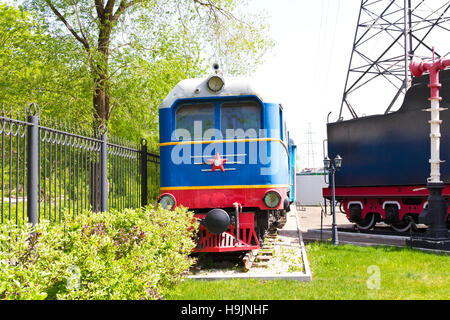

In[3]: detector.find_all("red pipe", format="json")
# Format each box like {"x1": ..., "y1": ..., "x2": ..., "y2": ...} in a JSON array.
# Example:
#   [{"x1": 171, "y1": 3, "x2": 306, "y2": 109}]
[{"x1": 409, "y1": 52, "x2": 450, "y2": 100}]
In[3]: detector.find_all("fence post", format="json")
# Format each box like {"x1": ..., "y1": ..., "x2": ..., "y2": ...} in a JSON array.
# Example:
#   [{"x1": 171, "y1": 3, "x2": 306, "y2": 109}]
[
  {"x1": 140, "y1": 138, "x2": 148, "y2": 208},
  {"x1": 26, "y1": 111, "x2": 39, "y2": 227},
  {"x1": 100, "y1": 127, "x2": 108, "y2": 212}
]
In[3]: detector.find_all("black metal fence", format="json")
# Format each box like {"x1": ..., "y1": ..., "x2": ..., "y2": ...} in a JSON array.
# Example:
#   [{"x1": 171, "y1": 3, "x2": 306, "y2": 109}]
[{"x1": 0, "y1": 104, "x2": 160, "y2": 226}]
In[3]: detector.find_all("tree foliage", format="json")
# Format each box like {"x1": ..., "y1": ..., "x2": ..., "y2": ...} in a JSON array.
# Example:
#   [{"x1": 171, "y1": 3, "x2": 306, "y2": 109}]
[
  {"x1": 0, "y1": 4, "x2": 93, "y2": 122},
  {"x1": 1, "y1": 0, "x2": 274, "y2": 149}
]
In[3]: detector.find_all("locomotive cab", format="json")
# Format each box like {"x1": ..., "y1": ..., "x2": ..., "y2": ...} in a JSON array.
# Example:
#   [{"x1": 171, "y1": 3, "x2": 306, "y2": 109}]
[{"x1": 158, "y1": 71, "x2": 295, "y2": 252}]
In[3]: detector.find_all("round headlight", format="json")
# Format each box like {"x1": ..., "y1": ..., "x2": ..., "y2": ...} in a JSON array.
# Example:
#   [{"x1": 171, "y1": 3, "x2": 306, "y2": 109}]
[
  {"x1": 206, "y1": 75, "x2": 224, "y2": 92},
  {"x1": 158, "y1": 194, "x2": 176, "y2": 210},
  {"x1": 263, "y1": 191, "x2": 281, "y2": 208}
]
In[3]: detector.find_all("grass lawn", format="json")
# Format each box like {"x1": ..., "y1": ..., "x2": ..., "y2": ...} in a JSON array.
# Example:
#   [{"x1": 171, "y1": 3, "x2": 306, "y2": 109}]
[{"x1": 167, "y1": 242, "x2": 450, "y2": 300}]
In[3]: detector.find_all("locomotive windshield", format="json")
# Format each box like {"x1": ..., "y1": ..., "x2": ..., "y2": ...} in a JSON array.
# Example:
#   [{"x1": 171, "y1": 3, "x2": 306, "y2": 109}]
[
  {"x1": 220, "y1": 101, "x2": 261, "y2": 138},
  {"x1": 175, "y1": 100, "x2": 262, "y2": 140},
  {"x1": 175, "y1": 103, "x2": 214, "y2": 140}
]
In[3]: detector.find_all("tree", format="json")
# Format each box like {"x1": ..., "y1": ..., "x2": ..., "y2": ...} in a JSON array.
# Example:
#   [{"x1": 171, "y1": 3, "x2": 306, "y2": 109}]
[
  {"x1": 0, "y1": 4, "x2": 42, "y2": 107},
  {"x1": 24, "y1": 0, "x2": 274, "y2": 132},
  {"x1": 0, "y1": 4, "x2": 94, "y2": 124}
]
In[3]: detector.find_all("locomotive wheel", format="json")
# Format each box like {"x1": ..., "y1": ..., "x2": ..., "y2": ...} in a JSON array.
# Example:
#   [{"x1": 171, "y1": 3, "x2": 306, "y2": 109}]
[
  {"x1": 256, "y1": 211, "x2": 269, "y2": 244},
  {"x1": 391, "y1": 216, "x2": 413, "y2": 232},
  {"x1": 356, "y1": 213, "x2": 376, "y2": 231},
  {"x1": 278, "y1": 211, "x2": 287, "y2": 229}
]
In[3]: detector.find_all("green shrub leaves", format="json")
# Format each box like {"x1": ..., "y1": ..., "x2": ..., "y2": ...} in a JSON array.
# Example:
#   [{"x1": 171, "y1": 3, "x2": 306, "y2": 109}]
[{"x1": 0, "y1": 205, "x2": 197, "y2": 300}]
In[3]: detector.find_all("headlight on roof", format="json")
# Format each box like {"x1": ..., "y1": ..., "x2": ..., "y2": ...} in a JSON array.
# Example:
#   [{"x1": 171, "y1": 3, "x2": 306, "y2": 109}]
[{"x1": 206, "y1": 75, "x2": 224, "y2": 93}]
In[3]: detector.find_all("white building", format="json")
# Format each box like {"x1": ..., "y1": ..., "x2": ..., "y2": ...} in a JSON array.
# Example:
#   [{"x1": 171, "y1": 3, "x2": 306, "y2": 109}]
[{"x1": 295, "y1": 169, "x2": 328, "y2": 206}]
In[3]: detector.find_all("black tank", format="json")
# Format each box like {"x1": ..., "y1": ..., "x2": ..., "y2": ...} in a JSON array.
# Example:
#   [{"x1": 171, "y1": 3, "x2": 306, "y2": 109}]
[{"x1": 327, "y1": 68, "x2": 450, "y2": 187}]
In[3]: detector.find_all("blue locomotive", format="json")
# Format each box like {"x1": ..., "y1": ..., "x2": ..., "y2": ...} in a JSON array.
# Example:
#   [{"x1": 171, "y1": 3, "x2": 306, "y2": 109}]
[{"x1": 157, "y1": 65, "x2": 297, "y2": 252}]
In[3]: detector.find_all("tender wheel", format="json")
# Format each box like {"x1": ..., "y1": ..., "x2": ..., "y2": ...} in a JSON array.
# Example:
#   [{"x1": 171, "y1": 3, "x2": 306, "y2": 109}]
[
  {"x1": 391, "y1": 216, "x2": 413, "y2": 232},
  {"x1": 356, "y1": 212, "x2": 376, "y2": 231},
  {"x1": 339, "y1": 201, "x2": 345, "y2": 214}
]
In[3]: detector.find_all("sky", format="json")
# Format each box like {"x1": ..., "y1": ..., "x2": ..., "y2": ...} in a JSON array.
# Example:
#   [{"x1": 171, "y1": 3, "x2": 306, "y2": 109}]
[{"x1": 246, "y1": 0, "x2": 361, "y2": 170}]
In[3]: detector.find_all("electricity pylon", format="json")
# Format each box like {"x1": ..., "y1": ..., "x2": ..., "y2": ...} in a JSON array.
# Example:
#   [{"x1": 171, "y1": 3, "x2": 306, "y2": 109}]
[{"x1": 339, "y1": 0, "x2": 450, "y2": 120}]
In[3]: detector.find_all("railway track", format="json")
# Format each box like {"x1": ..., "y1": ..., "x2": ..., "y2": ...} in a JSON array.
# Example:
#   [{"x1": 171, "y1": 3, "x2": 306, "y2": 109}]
[
  {"x1": 187, "y1": 209, "x2": 312, "y2": 281},
  {"x1": 336, "y1": 223, "x2": 429, "y2": 239},
  {"x1": 190, "y1": 229, "x2": 281, "y2": 273},
  {"x1": 243, "y1": 230, "x2": 279, "y2": 270},
  {"x1": 303, "y1": 223, "x2": 450, "y2": 248}
]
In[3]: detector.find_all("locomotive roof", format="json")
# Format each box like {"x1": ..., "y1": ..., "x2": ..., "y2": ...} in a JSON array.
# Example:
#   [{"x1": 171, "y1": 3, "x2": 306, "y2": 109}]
[{"x1": 159, "y1": 76, "x2": 271, "y2": 109}]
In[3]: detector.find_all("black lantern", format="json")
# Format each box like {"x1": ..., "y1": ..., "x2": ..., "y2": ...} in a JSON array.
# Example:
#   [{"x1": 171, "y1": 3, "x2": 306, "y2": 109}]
[
  {"x1": 323, "y1": 156, "x2": 331, "y2": 169},
  {"x1": 334, "y1": 154, "x2": 342, "y2": 169},
  {"x1": 323, "y1": 155, "x2": 343, "y2": 245}
]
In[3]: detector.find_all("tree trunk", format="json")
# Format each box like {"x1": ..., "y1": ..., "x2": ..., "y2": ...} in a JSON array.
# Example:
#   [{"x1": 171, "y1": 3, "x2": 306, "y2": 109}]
[
  {"x1": 92, "y1": 25, "x2": 112, "y2": 128},
  {"x1": 90, "y1": 29, "x2": 111, "y2": 210},
  {"x1": 93, "y1": 70, "x2": 110, "y2": 126}
]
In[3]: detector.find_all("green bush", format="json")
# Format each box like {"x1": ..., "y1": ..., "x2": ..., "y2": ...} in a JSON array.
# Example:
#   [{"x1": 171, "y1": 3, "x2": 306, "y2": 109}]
[{"x1": 0, "y1": 205, "x2": 197, "y2": 300}]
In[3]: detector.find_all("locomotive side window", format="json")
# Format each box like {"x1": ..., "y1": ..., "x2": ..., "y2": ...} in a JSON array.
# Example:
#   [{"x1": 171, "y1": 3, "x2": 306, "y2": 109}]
[
  {"x1": 175, "y1": 103, "x2": 214, "y2": 140},
  {"x1": 220, "y1": 101, "x2": 261, "y2": 137}
]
